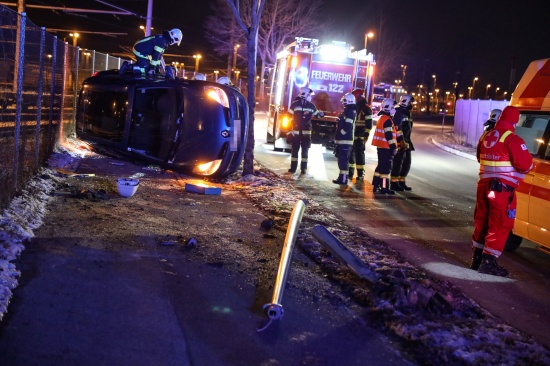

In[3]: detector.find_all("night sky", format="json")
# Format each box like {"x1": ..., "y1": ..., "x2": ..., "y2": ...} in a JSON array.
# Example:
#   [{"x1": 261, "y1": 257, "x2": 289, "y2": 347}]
[{"x1": 13, "y1": 0, "x2": 550, "y2": 97}]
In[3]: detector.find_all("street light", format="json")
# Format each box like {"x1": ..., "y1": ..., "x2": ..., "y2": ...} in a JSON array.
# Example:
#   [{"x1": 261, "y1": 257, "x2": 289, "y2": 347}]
[
  {"x1": 214, "y1": 70, "x2": 219, "y2": 81},
  {"x1": 485, "y1": 84, "x2": 491, "y2": 99},
  {"x1": 495, "y1": 87, "x2": 500, "y2": 99},
  {"x1": 193, "y1": 54, "x2": 202, "y2": 73},
  {"x1": 69, "y1": 32, "x2": 79, "y2": 47},
  {"x1": 432, "y1": 74, "x2": 437, "y2": 91},
  {"x1": 232, "y1": 44, "x2": 240, "y2": 77},
  {"x1": 468, "y1": 86, "x2": 473, "y2": 99},
  {"x1": 472, "y1": 77, "x2": 478, "y2": 98},
  {"x1": 364, "y1": 32, "x2": 374, "y2": 50},
  {"x1": 401, "y1": 64, "x2": 407, "y2": 85}
]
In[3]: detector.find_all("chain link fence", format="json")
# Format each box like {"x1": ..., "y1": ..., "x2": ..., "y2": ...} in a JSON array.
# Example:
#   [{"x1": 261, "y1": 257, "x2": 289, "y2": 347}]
[{"x1": 0, "y1": 6, "x2": 128, "y2": 210}]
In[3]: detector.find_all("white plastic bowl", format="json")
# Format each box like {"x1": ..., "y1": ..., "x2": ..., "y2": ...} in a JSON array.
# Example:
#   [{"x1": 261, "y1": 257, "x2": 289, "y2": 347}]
[{"x1": 117, "y1": 178, "x2": 139, "y2": 198}]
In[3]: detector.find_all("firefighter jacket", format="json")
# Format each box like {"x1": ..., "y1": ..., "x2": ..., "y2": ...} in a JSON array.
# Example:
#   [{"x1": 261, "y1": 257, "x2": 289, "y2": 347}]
[
  {"x1": 372, "y1": 112, "x2": 397, "y2": 150},
  {"x1": 477, "y1": 116, "x2": 533, "y2": 188},
  {"x1": 354, "y1": 98, "x2": 373, "y2": 140},
  {"x1": 394, "y1": 106, "x2": 414, "y2": 150},
  {"x1": 288, "y1": 97, "x2": 321, "y2": 132},
  {"x1": 334, "y1": 104, "x2": 356, "y2": 145},
  {"x1": 392, "y1": 106, "x2": 410, "y2": 144},
  {"x1": 133, "y1": 32, "x2": 170, "y2": 67}
]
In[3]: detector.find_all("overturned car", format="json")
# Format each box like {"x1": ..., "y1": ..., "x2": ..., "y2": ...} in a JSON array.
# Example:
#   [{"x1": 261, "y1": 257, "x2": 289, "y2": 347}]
[{"x1": 75, "y1": 69, "x2": 248, "y2": 178}]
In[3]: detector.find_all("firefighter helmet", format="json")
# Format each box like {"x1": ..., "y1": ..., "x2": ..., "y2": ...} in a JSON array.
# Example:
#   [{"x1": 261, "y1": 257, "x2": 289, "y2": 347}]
[
  {"x1": 341, "y1": 93, "x2": 356, "y2": 105},
  {"x1": 381, "y1": 98, "x2": 395, "y2": 113},
  {"x1": 168, "y1": 28, "x2": 182, "y2": 46},
  {"x1": 488, "y1": 108, "x2": 502, "y2": 122},
  {"x1": 193, "y1": 73, "x2": 206, "y2": 80},
  {"x1": 299, "y1": 87, "x2": 314, "y2": 98},
  {"x1": 217, "y1": 76, "x2": 233, "y2": 86},
  {"x1": 352, "y1": 88, "x2": 365, "y2": 100},
  {"x1": 399, "y1": 94, "x2": 414, "y2": 107}
]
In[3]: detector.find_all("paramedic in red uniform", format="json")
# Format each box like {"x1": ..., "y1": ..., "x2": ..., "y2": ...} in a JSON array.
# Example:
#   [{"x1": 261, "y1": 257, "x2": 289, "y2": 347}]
[{"x1": 470, "y1": 106, "x2": 533, "y2": 276}]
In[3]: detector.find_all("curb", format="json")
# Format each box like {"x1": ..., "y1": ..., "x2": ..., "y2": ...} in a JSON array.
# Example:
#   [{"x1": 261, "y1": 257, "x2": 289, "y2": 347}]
[{"x1": 429, "y1": 137, "x2": 477, "y2": 161}]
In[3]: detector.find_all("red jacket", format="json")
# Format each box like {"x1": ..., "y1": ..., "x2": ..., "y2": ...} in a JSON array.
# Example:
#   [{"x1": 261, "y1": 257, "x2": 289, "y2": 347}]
[{"x1": 477, "y1": 109, "x2": 533, "y2": 188}]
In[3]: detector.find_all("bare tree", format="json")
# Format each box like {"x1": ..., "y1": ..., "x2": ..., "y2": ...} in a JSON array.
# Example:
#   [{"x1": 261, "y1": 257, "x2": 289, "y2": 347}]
[{"x1": 223, "y1": 0, "x2": 266, "y2": 177}]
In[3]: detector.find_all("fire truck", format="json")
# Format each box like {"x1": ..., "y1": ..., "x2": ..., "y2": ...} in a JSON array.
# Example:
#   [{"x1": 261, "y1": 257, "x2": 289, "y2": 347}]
[{"x1": 266, "y1": 37, "x2": 375, "y2": 150}]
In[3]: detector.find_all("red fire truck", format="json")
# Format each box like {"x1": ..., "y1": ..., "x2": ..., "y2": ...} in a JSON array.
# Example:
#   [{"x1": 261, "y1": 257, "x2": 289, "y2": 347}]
[{"x1": 266, "y1": 37, "x2": 375, "y2": 150}]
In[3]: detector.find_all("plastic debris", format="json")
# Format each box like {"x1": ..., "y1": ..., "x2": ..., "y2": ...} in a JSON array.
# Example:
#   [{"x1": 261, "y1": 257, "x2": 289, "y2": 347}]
[
  {"x1": 186, "y1": 237, "x2": 197, "y2": 247},
  {"x1": 185, "y1": 182, "x2": 222, "y2": 195}
]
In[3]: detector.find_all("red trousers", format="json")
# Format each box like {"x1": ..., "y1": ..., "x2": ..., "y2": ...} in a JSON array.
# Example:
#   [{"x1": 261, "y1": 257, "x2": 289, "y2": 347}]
[{"x1": 471, "y1": 179, "x2": 517, "y2": 257}]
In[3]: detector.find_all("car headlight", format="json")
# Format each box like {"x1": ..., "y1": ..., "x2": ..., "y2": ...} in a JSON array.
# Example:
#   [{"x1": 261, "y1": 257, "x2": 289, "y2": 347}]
[
  {"x1": 205, "y1": 86, "x2": 230, "y2": 108},
  {"x1": 192, "y1": 159, "x2": 222, "y2": 176}
]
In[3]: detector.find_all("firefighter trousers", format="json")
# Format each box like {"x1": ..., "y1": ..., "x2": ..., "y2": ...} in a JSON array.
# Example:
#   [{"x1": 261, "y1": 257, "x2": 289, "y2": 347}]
[
  {"x1": 336, "y1": 144, "x2": 352, "y2": 174},
  {"x1": 391, "y1": 149, "x2": 411, "y2": 182},
  {"x1": 290, "y1": 132, "x2": 312, "y2": 172},
  {"x1": 348, "y1": 138, "x2": 366, "y2": 176},
  {"x1": 472, "y1": 178, "x2": 517, "y2": 257}
]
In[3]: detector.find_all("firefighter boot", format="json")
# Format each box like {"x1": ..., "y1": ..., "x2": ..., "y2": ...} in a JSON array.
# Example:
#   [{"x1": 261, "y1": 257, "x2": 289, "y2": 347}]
[
  {"x1": 356, "y1": 169, "x2": 364, "y2": 181},
  {"x1": 332, "y1": 173, "x2": 348, "y2": 185},
  {"x1": 372, "y1": 176, "x2": 381, "y2": 193},
  {"x1": 288, "y1": 160, "x2": 298, "y2": 173},
  {"x1": 478, "y1": 254, "x2": 509, "y2": 277},
  {"x1": 390, "y1": 180, "x2": 404, "y2": 192},
  {"x1": 399, "y1": 180, "x2": 412, "y2": 191},
  {"x1": 470, "y1": 248, "x2": 483, "y2": 270},
  {"x1": 348, "y1": 168, "x2": 355, "y2": 179},
  {"x1": 380, "y1": 178, "x2": 396, "y2": 195}
]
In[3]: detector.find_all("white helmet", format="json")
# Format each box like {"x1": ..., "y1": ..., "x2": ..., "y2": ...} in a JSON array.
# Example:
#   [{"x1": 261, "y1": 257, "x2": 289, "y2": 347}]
[
  {"x1": 341, "y1": 93, "x2": 356, "y2": 105},
  {"x1": 193, "y1": 73, "x2": 206, "y2": 81},
  {"x1": 381, "y1": 98, "x2": 395, "y2": 113},
  {"x1": 488, "y1": 108, "x2": 502, "y2": 122},
  {"x1": 168, "y1": 28, "x2": 182, "y2": 46},
  {"x1": 399, "y1": 94, "x2": 413, "y2": 107},
  {"x1": 217, "y1": 76, "x2": 233, "y2": 86},
  {"x1": 299, "y1": 87, "x2": 314, "y2": 101}
]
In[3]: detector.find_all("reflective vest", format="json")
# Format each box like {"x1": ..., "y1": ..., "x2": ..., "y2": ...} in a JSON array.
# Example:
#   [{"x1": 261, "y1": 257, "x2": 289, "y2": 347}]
[
  {"x1": 372, "y1": 115, "x2": 397, "y2": 149},
  {"x1": 478, "y1": 128, "x2": 533, "y2": 187}
]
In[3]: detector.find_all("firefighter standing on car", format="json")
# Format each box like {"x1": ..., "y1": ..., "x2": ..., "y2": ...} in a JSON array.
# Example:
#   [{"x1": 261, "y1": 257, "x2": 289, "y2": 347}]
[
  {"x1": 348, "y1": 89, "x2": 374, "y2": 181},
  {"x1": 332, "y1": 93, "x2": 357, "y2": 185},
  {"x1": 483, "y1": 109, "x2": 502, "y2": 132},
  {"x1": 132, "y1": 29, "x2": 182, "y2": 75},
  {"x1": 371, "y1": 98, "x2": 398, "y2": 194},
  {"x1": 390, "y1": 95, "x2": 415, "y2": 191},
  {"x1": 470, "y1": 106, "x2": 533, "y2": 277},
  {"x1": 287, "y1": 87, "x2": 324, "y2": 174}
]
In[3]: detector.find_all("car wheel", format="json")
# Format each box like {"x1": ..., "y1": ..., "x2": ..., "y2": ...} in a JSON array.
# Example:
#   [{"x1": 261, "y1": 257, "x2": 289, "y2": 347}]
[{"x1": 504, "y1": 231, "x2": 523, "y2": 252}]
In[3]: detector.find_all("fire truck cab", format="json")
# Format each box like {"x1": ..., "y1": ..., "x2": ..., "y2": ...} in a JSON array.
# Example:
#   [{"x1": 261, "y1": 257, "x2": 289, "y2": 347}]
[
  {"x1": 505, "y1": 58, "x2": 550, "y2": 251},
  {"x1": 266, "y1": 37, "x2": 375, "y2": 150}
]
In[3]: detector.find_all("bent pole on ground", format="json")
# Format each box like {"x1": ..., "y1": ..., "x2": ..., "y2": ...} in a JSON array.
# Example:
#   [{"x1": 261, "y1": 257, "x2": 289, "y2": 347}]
[{"x1": 263, "y1": 199, "x2": 307, "y2": 323}]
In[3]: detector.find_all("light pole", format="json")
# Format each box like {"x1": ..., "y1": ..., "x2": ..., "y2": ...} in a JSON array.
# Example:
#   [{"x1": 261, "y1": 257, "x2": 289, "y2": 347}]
[
  {"x1": 401, "y1": 64, "x2": 407, "y2": 85},
  {"x1": 364, "y1": 32, "x2": 374, "y2": 50},
  {"x1": 232, "y1": 44, "x2": 240, "y2": 79},
  {"x1": 193, "y1": 54, "x2": 202, "y2": 73},
  {"x1": 214, "y1": 70, "x2": 219, "y2": 81},
  {"x1": 472, "y1": 77, "x2": 478, "y2": 98},
  {"x1": 435, "y1": 88, "x2": 439, "y2": 111},
  {"x1": 485, "y1": 84, "x2": 491, "y2": 99},
  {"x1": 69, "y1": 32, "x2": 79, "y2": 47},
  {"x1": 468, "y1": 86, "x2": 473, "y2": 99},
  {"x1": 495, "y1": 87, "x2": 500, "y2": 99}
]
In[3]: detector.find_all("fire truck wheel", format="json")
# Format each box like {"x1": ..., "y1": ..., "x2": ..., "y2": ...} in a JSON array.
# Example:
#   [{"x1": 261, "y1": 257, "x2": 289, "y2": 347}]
[{"x1": 504, "y1": 231, "x2": 522, "y2": 252}]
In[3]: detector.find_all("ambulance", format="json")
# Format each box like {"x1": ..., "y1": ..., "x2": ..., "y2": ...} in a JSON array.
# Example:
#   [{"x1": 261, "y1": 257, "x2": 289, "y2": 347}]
[{"x1": 505, "y1": 58, "x2": 550, "y2": 251}]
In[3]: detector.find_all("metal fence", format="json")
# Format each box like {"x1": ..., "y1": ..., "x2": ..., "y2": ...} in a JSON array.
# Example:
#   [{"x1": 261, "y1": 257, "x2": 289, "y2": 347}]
[{"x1": 0, "y1": 6, "x2": 127, "y2": 210}]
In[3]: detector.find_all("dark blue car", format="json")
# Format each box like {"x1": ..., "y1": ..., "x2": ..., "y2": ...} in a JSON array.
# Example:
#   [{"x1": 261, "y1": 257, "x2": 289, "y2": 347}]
[{"x1": 76, "y1": 70, "x2": 248, "y2": 178}]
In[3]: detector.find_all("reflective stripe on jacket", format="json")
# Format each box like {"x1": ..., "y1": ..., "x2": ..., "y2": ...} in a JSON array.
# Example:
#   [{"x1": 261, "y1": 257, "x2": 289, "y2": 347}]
[{"x1": 334, "y1": 104, "x2": 356, "y2": 145}]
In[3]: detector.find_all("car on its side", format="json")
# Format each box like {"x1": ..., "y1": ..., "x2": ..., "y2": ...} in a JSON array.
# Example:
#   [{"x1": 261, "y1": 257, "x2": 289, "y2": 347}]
[{"x1": 75, "y1": 69, "x2": 248, "y2": 178}]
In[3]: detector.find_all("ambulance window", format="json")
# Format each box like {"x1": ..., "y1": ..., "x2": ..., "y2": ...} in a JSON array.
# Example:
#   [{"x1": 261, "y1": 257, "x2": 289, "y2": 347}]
[{"x1": 515, "y1": 114, "x2": 549, "y2": 157}]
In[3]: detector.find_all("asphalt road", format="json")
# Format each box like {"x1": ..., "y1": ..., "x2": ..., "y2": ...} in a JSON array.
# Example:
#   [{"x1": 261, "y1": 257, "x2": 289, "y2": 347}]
[{"x1": 253, "y1": 112, "x2": 550, "y2": 349}]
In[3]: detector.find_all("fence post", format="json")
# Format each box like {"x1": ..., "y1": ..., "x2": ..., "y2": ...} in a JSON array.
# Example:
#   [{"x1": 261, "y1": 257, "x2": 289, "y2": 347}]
[
  {"x1": 48, "y1": 36, "x2": 58, "y2": 152},
  {"x1": 35, "y1": 27, "x2": 46, "y2": 166},
  {"x1": 12, "y1": 11, "x2": 26, "y2": 188}
]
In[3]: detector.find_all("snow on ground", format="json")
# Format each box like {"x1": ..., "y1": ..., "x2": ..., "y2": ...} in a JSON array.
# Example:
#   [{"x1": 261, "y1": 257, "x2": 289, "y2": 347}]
[{"x1": 1, "y1": 137, "x2": 550, "y2": 365}]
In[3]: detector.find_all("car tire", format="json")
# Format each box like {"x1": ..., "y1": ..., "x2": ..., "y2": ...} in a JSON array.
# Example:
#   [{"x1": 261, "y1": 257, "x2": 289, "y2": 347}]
[{"x1": 504, "y1": 231, "x2": 523, "y2": 252}]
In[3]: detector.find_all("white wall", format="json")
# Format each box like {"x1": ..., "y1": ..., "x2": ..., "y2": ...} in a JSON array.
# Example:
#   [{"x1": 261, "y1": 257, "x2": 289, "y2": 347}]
[{"x1": 454, "y1": 99, "x2": 510, "y2": 147}]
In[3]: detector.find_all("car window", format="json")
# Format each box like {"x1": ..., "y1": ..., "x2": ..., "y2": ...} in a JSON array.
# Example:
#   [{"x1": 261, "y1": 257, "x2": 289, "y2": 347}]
[
  {"x1": 79, "y1": 88, "x2": 127, "y2": 142},
  {"x1": 515, "y1": 113, "x2": 550, "y2": 158}
]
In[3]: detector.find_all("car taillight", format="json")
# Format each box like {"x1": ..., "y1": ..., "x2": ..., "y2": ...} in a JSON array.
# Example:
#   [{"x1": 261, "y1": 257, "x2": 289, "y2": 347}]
[
  {"x1": 204, "y1": 86, "x2": 230, "y2": 108},
  {"x1": 192, "y1": 159, "x2": 222, "y2": 176}
]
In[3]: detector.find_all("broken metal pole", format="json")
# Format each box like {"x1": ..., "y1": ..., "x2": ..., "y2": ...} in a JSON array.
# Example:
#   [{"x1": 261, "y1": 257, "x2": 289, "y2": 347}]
[
  {"x1": 312, "y1": 225, "x2": 381, "y2": 284},
  {"x1": 263, "y1": 199, "x2": 306, "y2": 322}
]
